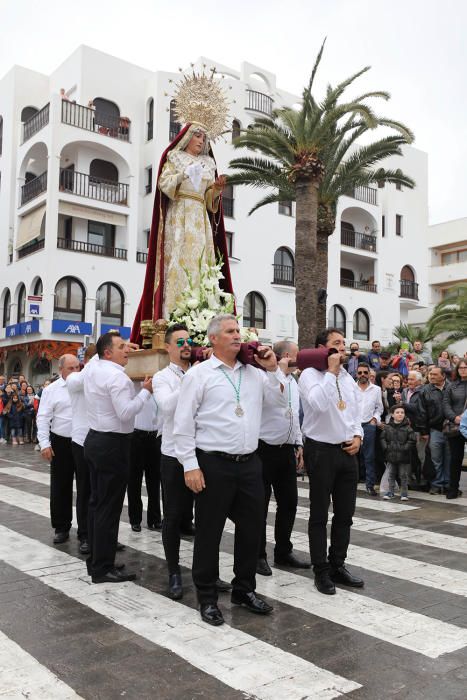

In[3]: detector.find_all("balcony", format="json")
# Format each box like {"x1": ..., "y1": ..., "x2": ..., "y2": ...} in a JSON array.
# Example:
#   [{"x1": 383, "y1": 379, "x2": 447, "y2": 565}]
[
  {"x1": 400, "y1": 279, "x2": 419, "y2": 300},
  {"x1": 61, "y1": 101, "x2": 131, "y2": 142},
  {"x1": 57, "y1": 237, "x2": 127, "y2": 260},
  {"x1": 22, "y1": 104, "x2": 50, "y2": 143},
  {"x1": 246, "y1": 90, "x2": 273, "y2": 116},
  {"x1": 59, "y1": 169, "x2": 128, "y2": 205},
  {"x1": 341, "y1": 229, "x2": 377, "y2": 253},
  {"x1": 273, "y1": 264, "x2": 294, "y2": 286},
  {"x1": 17, "y1": 238, "x2": 45, "y2": 259},
  {"x1": 21, "y1": 171, "x2": 47, "y2": 206},
  {"x1": 346, "y1": 185, "x2": 378, "y2": 206},
  {"x1": 341, "y1": 278, "x2": 377, "y2": 293},
  {"x1": 136, "y1": 251, "x2": 148, "y2": 263}
]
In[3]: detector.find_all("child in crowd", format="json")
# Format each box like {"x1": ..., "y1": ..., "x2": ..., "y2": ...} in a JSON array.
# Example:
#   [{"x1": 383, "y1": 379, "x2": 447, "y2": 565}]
[
  {"x1": 3, "y1": 395, "x2": 25, "y2": 445},
  {"x1": 380, "y1": 403, "x2": 416, "y2": 500}
]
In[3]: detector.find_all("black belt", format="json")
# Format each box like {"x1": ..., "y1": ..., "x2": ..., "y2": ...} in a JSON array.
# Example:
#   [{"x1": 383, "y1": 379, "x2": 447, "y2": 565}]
[
  {"x1": 306, "y1": 438, "x2": 348, "y2": 449},
  {"x1": 134, "y1": 428, "x2": 159, "y2": 437},
  {"x1": 88, "y1": 429, "x2": 132, "y2": 438},
  {"x1": 258, "y1": 439, "x2": 295, "y2": 450},
  {"x1": 200, "y1": 449, "x2": 256, "y2": 463}
]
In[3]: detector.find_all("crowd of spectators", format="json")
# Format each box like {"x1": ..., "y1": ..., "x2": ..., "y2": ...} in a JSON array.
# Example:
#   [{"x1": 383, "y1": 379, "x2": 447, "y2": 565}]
[{"x1": 0, "y1": 373, "x2": 51, "y2": 447}]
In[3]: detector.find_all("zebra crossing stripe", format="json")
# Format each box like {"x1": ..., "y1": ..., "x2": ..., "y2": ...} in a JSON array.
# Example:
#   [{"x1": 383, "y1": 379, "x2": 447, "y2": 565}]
[
  {"x1": 0, "y1": 628, "x2": 83, "y2": 698},
  {"x1": 356, "y1": 482, "x2": 467, "y2": 507},
  {"x1": 0, "y1": 524, "x2": 360, "y2": 699},
  {"x1": 1, "y1": 484, "x2": 467, "y2": 658},
  {"x1": 446, "y1": 517, "x2": 467, "y2": 526},
  {"x1": 297, "y1": 486, "x2": 419, "y2": 513}
]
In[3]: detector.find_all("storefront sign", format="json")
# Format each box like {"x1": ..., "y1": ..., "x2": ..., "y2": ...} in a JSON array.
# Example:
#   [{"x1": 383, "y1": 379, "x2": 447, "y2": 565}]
[
  {"x1": 51, "y1": 320, "x2": 93, "y2": 335},
  {"x1": 27, "y1": 295, "x2": 42, "y2": 317},
  {"x1": 5, "y1": 319, "x2": 40, "y2": 338},
  {"x1": 100, "y1": 324, "x2": 131, "y2": 339}
]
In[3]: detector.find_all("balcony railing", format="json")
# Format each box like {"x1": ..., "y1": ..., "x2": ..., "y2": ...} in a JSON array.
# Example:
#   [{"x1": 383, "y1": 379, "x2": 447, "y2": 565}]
[
  {"x1": 223, "y1": 197, "x2": 234, "y2": 218},
  {"x1": 341, "y1": 278, "x2": 377, "y2": 293},
  {"x1": 61, "y1": 101, "x2": 131, "y2": 141},
  {"x1": 57, "y1": 237, "x2": 127, "y2": 260},
  {"x1": 22, "y1": 103, "x2": 50, "y2": 143},
  {"x1": 347, "y1": 185, "x2": 378, "y2": 206},
  {"x1": 341, "y1": 229, "x2": 377, "y2": 252},
  {"x1": 273, "y1": 264, "x2": 295, "y2": 286},
  {"x1": 21, "y1": 171, "x2": 47, "y2": 206},
  {"x1": 246, "y1": 90, "x2": 273, "y2": 116},
  {"x1": 17, "y1": 238, "x2": 45, "y2": 259},
  {"x1": 59, "y1": 169, "x2": 128, "y2": 205},
  {"x1": 136, "y1": 251, "x2": 148, "y2": 263},
  {"x1": 400, "y1": 279, "x2": 419, "y2": 300}
]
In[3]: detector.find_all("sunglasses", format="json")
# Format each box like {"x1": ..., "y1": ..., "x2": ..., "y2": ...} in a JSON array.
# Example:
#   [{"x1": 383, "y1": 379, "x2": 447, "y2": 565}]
[
  {"x1": 357, "y1": 371, "x2": 369, "y2": 375},
  {"x1": 176, "y1": 338, "x2": 194, "y2": 347}
]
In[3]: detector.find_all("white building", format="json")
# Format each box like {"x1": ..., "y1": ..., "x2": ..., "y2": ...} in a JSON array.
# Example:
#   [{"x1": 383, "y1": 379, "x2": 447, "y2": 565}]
[{"x1": 0, "y1": 46, "x2": 430, "y2": 383}]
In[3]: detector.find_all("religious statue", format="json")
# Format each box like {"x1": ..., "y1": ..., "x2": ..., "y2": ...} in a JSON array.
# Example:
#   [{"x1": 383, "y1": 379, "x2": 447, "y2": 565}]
[{"x1": 131, "y1": 68, "x2": 234, "y2": 347}]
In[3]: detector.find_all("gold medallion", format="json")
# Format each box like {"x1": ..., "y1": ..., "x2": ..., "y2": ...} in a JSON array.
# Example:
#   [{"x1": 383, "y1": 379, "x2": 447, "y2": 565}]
[
  {"x1": 337, "y1": 400, "x2": 347, "y2": 411},
  {"x1": 235, "y1": 405, "x2": 244, "y2": 417}
]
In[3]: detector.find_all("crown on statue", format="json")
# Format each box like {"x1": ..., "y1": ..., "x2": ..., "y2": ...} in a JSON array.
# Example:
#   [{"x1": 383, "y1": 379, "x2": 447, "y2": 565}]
[{"x1": 167, "y1": 64, "x2": 233, "y2": 141}]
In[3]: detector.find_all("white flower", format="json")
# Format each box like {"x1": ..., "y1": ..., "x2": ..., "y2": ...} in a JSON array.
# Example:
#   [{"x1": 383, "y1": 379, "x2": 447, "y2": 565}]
[{"x1": 187, "y1": 298, "x2": 199, "y2": 310}]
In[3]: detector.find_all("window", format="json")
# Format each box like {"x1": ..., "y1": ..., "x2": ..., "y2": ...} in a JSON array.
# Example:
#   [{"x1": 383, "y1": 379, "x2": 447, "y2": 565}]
[
  {"x1": 89, "y1": 159, "x2": 118, "y2": 183},
  {"x1": 441, "y1": 249, "x2": 467, "y2": 265},
  {"x1": 396, "y1": 214, "x2": 402, "y2": 236},
  {"x1": 225, "y1": 231, "x2": 234, "y2": 257},
  {"x1": 54, "y1": 277, "x2": 85, "y2": 321},
  {"x1": 93, "y1": 98, "x2": 120, "y2": 130},
  {"x1": 377, "y1": 181, "x2": 385, "y2": 189},
  {"x1": 328, "y1": 305, "x2": 346, "y2": 333},
  {"x1": 33, "y1": 278, "x2": 43, "y2": 296},
  {"x1": 382, "y1": 215, "x2": 385, "y2": 238},
  {"x1": 396, "y1": 182, "x2": 402, "y2": 191},
  {"x1": 21, "y1": 106, "x2": 38, "y2": 122},
  {"x1": 278, "y1": 201, "x2": 293, "y2": 216},
  {"x1": 242, "y1": 292, "x2": 266, "y2": 329},
  {"x1": 145, "y1": 166, "x2": 153, "y2": 195},
  {"x1": 88, "y1": 221, "x2": 115, "y2": 250},
  {"x1": 353, "y1": 308, "x2": 369, "y2": 341},
  {"x1": 169, "y1": 99, "x2": 181, "y2": 141},
  {"x1": 144, "y1": 229, "x2": 151, "y2": 249},
  {"x1": 147, "y1": 98, "x2": 154, "y2": 141},
  {"x1": 2, "y1": 290, "x2": 11, "y2": 328},
  {"x1": 223, "y1": 183, "x2": 234, "y2": 217},
  {"x1": 17, "y1": 284, "x2": 26, "y2": 323},
  {"x1": 96, "y1": 282, "x2": 124, "y2": 326},
  {"x1": 273, "y1": 247, "x2": 294, "y2": 285},
  {"x1": 232, "y1": 119, "x2": 241, "y2": 141}
]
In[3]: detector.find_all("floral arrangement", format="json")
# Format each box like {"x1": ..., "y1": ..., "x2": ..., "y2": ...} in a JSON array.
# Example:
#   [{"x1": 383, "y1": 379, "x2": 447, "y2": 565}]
[{"x1": 168, "y1": 254, "x2": 257, "y2": 346}]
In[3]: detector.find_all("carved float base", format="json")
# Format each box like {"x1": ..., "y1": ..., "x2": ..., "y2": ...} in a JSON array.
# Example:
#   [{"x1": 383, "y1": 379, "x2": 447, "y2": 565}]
[{"x1": 125, "y1": 348, "x2": 169, "y2": 380}]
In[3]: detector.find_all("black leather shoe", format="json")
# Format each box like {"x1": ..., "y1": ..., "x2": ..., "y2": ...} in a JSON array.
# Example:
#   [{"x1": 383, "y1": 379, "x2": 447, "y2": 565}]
[
  {"x1": 366, "y1": 486, "x2": 378, "y2": 497},
  {"x1": 53, "y1": 531, "x2": 69, "y2": 545},
  {"x1": 274, "y1": 552, "x2": 311, "y2": 569},
  {"x1": 330, "y1": 565, "x2": 364, "y2": 588},
  {"x1": 168, "y1": 573, "x2": 183, "y2": 600},
  {"x1": 231, "y1": 591, "x2": 273, "y2": 614},
  {"x1": 92, "y1": 567, "x2": 137, "y2": 584},
  {"x1": 148, "y1": 521, "x2": 162, "y2": 530},
  {"x1": 256, "y1": 558, "x2": 273, "y2": 576},
  {"x1": 215, "y1": 578, "x2": 232, "y2": 592},
  {"x1": 314, "y1": 571, "x2": 336, "y2": 595},
  {"x1": 180, "y1": 524, "x2": 196, "y2": 536},
  {"x1": 78, "y1": 539, "x2": 90, "y2": 555},
  {"x1": 116, "y1": 542, "x2": 126, "y2": 551},
  {"x1": 131, "y1": 524, "x2": 142, "y2": 532},
  {"x1": 200, "y1": 603, "x2": 224, "y2": 626},
  {"x1": 446, "y1": 490, "x2": 463, "y2": 499}
]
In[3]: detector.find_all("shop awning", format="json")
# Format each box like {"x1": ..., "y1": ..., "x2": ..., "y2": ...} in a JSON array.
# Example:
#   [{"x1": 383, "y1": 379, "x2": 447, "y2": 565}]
[
  {"x1": 58, "y1": 201, "x2": 127, "y2": 227},
  {"x1": 16, "y1": 204, "x2": 46, "y2": 249}
]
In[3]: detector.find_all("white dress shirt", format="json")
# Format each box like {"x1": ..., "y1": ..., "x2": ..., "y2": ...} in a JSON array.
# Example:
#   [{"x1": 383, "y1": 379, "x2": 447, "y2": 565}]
[
  {"x1": 83, "y1": 358, "x2": 151, "y2": 434},
  {"x1": 357, "y1": 382, "x2": 384, "y2": 424},
  {"x1": 36, "y1": 377, "x2": 73, "y2": 449},
  {"x1": 174, "y1": 354, "x2": 287, "y2": 471},
  {"x1": 153, "y1": 362, "x2": 187, "y2": 459},
  {"x1": 134, "y1": 382, "x2": 162, "y2": 433},
  {"x1": 259, "y1": 375, "x2": 302, "y2": 446},
  {"x1": 66, "y1": 370, "x2": 89, "y2": 447},
  {"x1": 299, "y1": 367, "x2": 364, "y2": 444}
]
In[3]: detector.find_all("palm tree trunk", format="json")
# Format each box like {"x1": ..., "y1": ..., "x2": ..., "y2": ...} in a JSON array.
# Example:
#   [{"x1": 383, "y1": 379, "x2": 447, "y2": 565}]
[
  {"x1": 294, "y1": 179, "x2": 318, "y2": 348},
  {"x1": 316, "y1": 231, "x2": 329, "y2": 332}
]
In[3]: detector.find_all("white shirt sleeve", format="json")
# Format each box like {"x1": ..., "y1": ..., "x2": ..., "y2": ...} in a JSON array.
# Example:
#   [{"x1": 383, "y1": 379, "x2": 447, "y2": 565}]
[
  {"x1": 66, "y1": 371, "x2": 84, "y2": 395},
  {"x1": 350, "y1": 381, "x2": 364, "y2": 438},
  {"x1": 299, "y1": 369, "x2": 337, "y2": 412},
  {"x1": 36, "y1": 387, "x2": 54, "y2": 450},
  {"x1": 173, "y1": 370, "x2": 203, "y2": 472},
  {"x1": 153, "y1": 372, "x2": 180, "y2": 418},
  {"x1": 261, "y1": 367, "x2": 288, "y2": 407},
  {"x1": 108, "y1": 373, "x2": 151, "y2": 424},
  {"x1": 373, "y1": 386, "x2": 384, "y2": 423}
]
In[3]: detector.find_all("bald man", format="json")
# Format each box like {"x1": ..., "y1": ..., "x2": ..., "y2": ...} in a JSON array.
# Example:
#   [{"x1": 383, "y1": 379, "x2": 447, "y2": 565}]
[{"x1": 37, "y1": 354, "x2": 80, "y2": 545}]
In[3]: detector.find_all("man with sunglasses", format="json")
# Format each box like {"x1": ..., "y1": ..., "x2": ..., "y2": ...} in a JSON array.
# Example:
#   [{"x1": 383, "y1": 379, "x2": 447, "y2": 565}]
[{"x1": 356, "y1": 362, "x2": 383, "y2": 496}]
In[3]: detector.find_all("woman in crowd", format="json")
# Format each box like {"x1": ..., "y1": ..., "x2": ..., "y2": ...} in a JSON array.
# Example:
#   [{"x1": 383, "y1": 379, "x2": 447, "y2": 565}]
[
  {"x1": 443, "y1": 359, "x2": 467, "y2": 499},
  {"x1": 3, "y1": 394, "x2": 25, "y2": 445},
  {"x1": 22, "y1": 386, "x2": 36, "y2": 443},
  {"x1": 437, "y1": 350, "x2": 452, "y2": 372}
]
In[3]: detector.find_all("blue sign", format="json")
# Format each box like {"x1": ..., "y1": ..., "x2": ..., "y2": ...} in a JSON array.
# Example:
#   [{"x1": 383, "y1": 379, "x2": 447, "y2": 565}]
[
  {"x1": 29, "y1": 304, "x2": 40, "y2": 316},
  {"x1": 100, "y1": 324, "x2": 131, "y2": 340},
  {"x1": 5, "y1": 319, "x2": 40, "y2": 338},
  {"x1": 51, "y1": 320, "x2": 93, "y2": 335}
]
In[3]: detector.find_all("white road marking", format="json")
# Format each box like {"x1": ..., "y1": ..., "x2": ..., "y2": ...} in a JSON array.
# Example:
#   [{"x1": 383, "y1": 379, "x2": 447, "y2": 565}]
[
  {"x1": 356, "y1": 482, "x2": 467, "y2": 507},
  {"x1": 297, "y1": 486, "x2": 419, "y2": 512}
]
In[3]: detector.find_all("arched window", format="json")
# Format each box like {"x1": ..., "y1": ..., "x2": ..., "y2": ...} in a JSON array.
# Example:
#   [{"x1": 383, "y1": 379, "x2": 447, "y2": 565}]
[
  {"x1": 89, "y1": 159, "x2": 118, "y2": 183},
  {"x1": 169, "y1": 99, "x2": 181, "y2": 141},
  {"x1": 147, "y1": 98, "x2": 154, "y2": 140},
  {"x1": 17, "y1": 285, "x2": 26, "y2": 324},
  {"x1": 273, "y1": 247, "x2": 294, "y2": 285},
  {"x1": 243, "y1": 292, "x2": 266, "y2": 329},
  {"x1": 54, "y1": 277, "x2": 85, "y2": 321},
  {"x1": 232, "y1": 119, "x2": 241, "y2": 141},
  {"x1": 341, "y1": 221, "x2": 356, "y2": 247},
  {"x1": 400, "y1": 265, "x2": 415, "y2": 282},
  {"x1": 223, "y1": 183, "x2": 234, "y2": 218},
  {"x1": 2, "y1": 290, "x2": 11, "y2": 328},
  {"x1": 33, "y1": 278, "x2": 43, "y2": 296},
  {"x1": 21, "y1": 106, "x2": 38, "y2": 122},
  {"x1": 353, "y1": 308, "x2": 370, "y2": 341},
  {"x1": 328, "y1": 304, "x2": 346, "y2": 333},
  {"x1": 96, "y1": 282, "x2": 124, "y2": 326},
  {"x1": 400, "y1": 265, "x2": 418, "y2": 300}
]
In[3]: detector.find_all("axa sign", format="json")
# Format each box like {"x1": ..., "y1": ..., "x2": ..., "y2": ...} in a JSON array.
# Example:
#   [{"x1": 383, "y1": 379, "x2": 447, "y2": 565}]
[{"x1": 51, "y1": 320, "x2": 92, "y2": 335}]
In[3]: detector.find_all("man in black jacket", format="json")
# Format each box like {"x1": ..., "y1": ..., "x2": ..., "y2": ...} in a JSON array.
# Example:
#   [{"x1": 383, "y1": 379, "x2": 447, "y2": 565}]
[{"x1": 418, "y1": 367, "x2": 450, "y2": 494}]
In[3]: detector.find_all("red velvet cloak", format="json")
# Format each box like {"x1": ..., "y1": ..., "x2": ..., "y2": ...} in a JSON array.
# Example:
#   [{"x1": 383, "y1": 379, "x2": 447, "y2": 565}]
[{"x1": 130, "y1": 124, "x2": 235, "y2": 345}]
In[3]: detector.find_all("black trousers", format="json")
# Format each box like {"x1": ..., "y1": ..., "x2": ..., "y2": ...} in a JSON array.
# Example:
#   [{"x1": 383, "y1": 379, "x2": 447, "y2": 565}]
[
  {"x1": 305, "y1": 439, "x2": 358, "y2": 573},
  {"x1": 257, "y1": 441, "x2": 297, "y2": 560},
  {"x1": 84, "y1": 430, "x2": 131, "y2": 578},
  {"x1": 128, "y1": 431, "x2": 162, "y2": 526},
  {"x1": 448, "y1": 433, "x2": 466, "y2": 492},
  {"x1": 71, "y1": 441, "x2": 92, "y2": 540},
  {"x1": 160, "y1": 454, "x2": 194, "y2": 575},
  {"x1": 192, "y1": 450, "x2": 264, "y2": 605},
  {"x1": 50, "y1": 432, "x2": 75, "y2": 535}
]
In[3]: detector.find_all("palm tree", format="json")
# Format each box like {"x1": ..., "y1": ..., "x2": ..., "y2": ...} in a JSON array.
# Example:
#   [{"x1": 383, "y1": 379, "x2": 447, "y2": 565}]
[
  {"x1": 426, "y1": 285, "x2": 467, "y2": 344},
  {"x1": 228, "y1": 43, "x2": 415, "y2": 346}
]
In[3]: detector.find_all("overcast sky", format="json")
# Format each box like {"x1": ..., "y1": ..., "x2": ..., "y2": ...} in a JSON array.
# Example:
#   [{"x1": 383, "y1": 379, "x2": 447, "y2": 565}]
[{"x1": 1, "y1": 0, "x2": 465, "y2": 224}]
